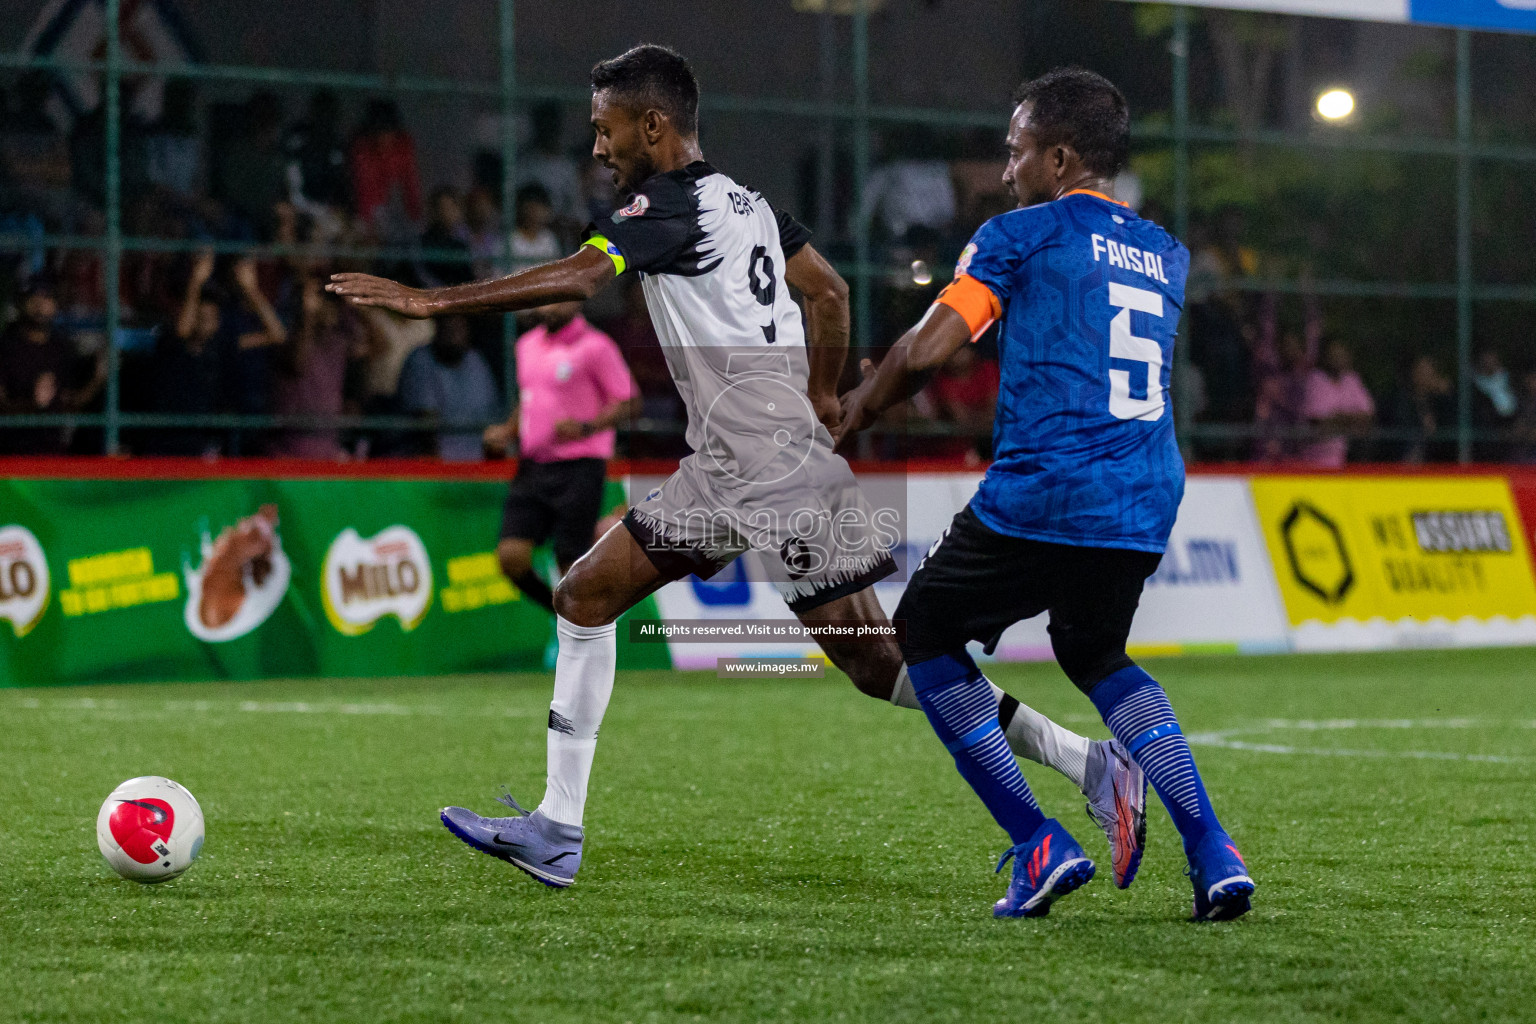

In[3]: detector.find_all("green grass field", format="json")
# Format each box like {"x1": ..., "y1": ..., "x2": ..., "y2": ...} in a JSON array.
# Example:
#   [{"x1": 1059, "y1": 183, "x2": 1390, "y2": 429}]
[{"x1": 4, "y1": 648, "x2": 1535, "y2": 1023}]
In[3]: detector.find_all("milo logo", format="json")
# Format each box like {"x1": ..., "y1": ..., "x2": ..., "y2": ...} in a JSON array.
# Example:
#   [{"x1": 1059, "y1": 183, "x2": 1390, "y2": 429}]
[
  {"x1": 0, "y1": 525, "x2": 49, "y2": 637},
  {"x1": 321, "y1": 526, "x2": 433, "y2": 635}
]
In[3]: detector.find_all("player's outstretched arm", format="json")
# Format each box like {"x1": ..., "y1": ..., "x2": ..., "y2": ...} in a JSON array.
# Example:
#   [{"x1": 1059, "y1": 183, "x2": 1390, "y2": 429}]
[
  {"x1": 833, "y1": 302, "x2": 972, "y2": 450},
  {"x1": 327, "y1": 245, "x2": 617, "y2": 320},
  {"x1": 785, "y1": 243, "x2": 850, "y2": 432}
]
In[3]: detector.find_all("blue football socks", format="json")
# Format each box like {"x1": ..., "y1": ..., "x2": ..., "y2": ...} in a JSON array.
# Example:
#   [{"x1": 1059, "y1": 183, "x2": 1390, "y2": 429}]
[
  {"x1": 1089, "y1": 665, "x2": 1221, "y2": 852},
  {"x1": 908, "y1": 651, "x2": 1047, "y2": 844}
]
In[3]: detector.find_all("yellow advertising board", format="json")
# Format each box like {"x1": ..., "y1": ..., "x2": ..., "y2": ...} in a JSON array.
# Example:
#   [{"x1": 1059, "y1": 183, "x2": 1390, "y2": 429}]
[{"x1": 1249, "y1": 476, "x2": 1536, "y2": 626}]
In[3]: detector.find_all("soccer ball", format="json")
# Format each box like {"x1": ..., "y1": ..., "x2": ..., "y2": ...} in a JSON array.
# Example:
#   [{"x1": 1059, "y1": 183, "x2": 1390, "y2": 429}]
[{"x1": 96, "y1": 776, "x2": 205, "y2": 884}]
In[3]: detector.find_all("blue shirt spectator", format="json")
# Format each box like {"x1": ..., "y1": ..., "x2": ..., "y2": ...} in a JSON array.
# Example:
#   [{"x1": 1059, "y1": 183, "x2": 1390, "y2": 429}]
[{"x1": 398, "y1": 315, "x2": 500, "y2": 461}]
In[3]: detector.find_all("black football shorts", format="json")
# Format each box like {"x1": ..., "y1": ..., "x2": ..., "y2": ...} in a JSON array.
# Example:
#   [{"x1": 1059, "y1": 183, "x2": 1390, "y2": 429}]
[
  {"x1": 896, "y1": 504, "x2": 1162, "y2": 693},
  {"x1": 499, "y1": 457, "x2": 610, "y2": 567}
]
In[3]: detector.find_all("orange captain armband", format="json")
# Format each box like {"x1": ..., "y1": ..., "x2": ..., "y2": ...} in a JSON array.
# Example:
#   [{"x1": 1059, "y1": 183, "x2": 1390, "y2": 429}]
[{"x1": 935, "y1": 274, "x2": 1001, "y2": 342}]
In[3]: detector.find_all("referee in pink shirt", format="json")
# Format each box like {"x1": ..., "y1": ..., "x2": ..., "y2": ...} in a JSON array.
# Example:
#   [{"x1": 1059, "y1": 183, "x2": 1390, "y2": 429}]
[{"x1": 483, "y1": 301, "x2": 640, "y2": 612}]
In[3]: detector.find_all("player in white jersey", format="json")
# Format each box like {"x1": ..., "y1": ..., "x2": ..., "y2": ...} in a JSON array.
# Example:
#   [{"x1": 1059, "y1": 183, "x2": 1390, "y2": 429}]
[{"x1": 328, "y1": 44, "x2": 1144, "y2": 890}]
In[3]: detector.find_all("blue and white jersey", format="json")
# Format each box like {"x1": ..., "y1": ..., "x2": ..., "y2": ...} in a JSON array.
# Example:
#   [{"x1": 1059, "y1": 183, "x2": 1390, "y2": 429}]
[{"x1": 956, "y1": 190, "x2": 1188, "y2": 553}]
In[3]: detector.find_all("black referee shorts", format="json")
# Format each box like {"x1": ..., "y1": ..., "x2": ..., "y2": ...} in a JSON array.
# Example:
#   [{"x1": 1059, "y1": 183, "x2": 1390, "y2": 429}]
[
  {"x1": 895, "y1": 504, "x2": 1162, "y2": 694},
  {"x1": 499, "y1": 457, "x2": 610, "y2": 568}
]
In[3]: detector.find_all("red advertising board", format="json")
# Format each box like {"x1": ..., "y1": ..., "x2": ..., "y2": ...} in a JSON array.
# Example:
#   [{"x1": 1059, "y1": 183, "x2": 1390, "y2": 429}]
[{"x1": 1508, "y1": 471, "x2": 1536, "y2": 573}]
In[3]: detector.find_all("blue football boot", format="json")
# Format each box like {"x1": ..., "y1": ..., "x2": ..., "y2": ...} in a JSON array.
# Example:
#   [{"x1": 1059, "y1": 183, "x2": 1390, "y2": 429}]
[
  {"x1": 1187, "y1": 830, "x2": 1254, "y2": 921},
  {"x1": 440, "y1": 792, "x2": 583, "y2": 888},
  {"x1": 992, "y1": 818, "x2": 1096, "y2": 918}
]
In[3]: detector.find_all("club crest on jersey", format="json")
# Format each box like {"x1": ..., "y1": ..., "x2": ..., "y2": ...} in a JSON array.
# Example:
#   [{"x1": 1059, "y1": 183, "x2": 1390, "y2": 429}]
[
  {"x1": 956, "y1": 243, "x2": 977, "y2": 275},
  {"x1": 614, "y1": 194, "x2": 650, "y2": 219}
]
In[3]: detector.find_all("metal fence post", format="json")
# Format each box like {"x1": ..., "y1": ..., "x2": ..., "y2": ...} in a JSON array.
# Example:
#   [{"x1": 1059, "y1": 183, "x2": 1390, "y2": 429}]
[
  {"x1": 1171, "y1": 4, "x2": 1191, "y2": 455},
  {"x1": 852, "y1": 0, "x2": 871, "y2": 354},
  {"x1": 500, "y1": 0, "x2": 518, "y2": 415},
  {"x1": 103, "y1": 0, "x2": 122, "y2": 454},
  {"x1": 1455, "y1": 28, "x2": 1473, "y2": 464},
  {"x1": 1172, "y1": 5, "x2": 1190, "y2": 243},
  {"x1": 816, "y1": 9, "x2": 837, "y2": 238}
]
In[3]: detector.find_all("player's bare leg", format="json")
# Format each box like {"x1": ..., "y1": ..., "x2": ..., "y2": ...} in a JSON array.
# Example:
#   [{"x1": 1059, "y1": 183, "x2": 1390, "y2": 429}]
[
  {"x1": 440, "y1": 520, "x2": 668, "y2": 887},
  {"x1": 550, "y1": 520, "x2": 669, "y2": 627}
]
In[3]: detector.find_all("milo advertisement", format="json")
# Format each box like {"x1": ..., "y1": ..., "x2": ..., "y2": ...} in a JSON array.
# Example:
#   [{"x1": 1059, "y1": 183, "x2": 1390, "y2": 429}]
[{"x1": 0, "y1": 476, "x2": 666, "y2": 686}]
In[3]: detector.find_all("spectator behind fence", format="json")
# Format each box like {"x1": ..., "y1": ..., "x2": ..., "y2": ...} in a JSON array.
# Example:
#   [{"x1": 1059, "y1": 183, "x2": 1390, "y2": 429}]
[
  {"x1": 1186, "y1": 286, "x2": 1250, "y2": 426},
  {"x1": 1299, "y1": 340, "x2": 1375, "y2": 468},
  {"x1": 271, "y1": 277, "x2": 361, "y2": 460},
  {"x1": 72, "y1": 82, "x2": 149, "y2": 212},
  {"x1": 217, "y1": 92, "x2": 288, "y2": 233},
  {"x1": 349, "y1": 98, "x2": 422, "y2": 241},
  {"x1": 858, "y1": 124, "x2": 955, "y2": 241},
  {"x1": 463, "y1": 185, "x2": 504, "y2": 279},
  {"x1": 0, "y1": 71, "x2": 75, "y2": 226},
  {"x1": 1471, "y1": 348, "x2": 1518, "y2": 461},
  {"x1": 1512, "y1": 369, "x2": 1536, "y2": 463},
  {"x1": 1253, "y1": 331, "x2": 1311, "y2": 461},
  {"x1": 355, "y1": 306, "x2": 433, "y2": 404},
  {"x1": 143, "y1": 78, "x2": 203, "y2": 201},
  {"x1": 157, "y1": 260, "x2": 231, "y2": 456},
  {"x1": 1383, "y1": 354, "x2": 1455, "y2": 463},
  {"x1": 516, "y1": 100, "x2": 585, "y2": 234},
  {"x1": 416, "y1": 187, "x2": 474, "y2": 288},
  {"x1": 917, "y1": 344, "x2": 998, "y2": 464},
  {"x1": 1185, "y1": 210, "x2": 1265, "y2": 440},
  {"x1": 216, "y1": 254, "x2": 290, "y2": 444},
  {"x1": 397, "y1": 315, "x2": 499, "y2": 461},
  {"x1": 581, "y1": 155, "x2": 617, "y2": 223},
  {"x1": 508, "y1": 183, "x2": 561, "y2": 273},
  {"x1": 284, "y1": 89, "x2": 350, "y2": 213},
  {"x1": 0, "y1": 282, "x2": 103, "y2": 454}
]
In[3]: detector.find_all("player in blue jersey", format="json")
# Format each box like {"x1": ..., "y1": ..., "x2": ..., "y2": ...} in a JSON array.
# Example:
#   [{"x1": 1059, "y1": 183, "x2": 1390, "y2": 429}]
[{"x1": 837, "y1": 68, "x2": 1253, "y2": 921}]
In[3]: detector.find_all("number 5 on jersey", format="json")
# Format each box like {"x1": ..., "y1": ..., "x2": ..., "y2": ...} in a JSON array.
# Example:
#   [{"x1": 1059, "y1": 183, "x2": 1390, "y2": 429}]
[{"x1": 1106, "y1": 282, "x2": 1165, "y2": 422}]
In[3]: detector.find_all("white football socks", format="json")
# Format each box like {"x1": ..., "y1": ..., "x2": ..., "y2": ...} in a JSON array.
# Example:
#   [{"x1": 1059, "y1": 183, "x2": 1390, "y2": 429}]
[
  {"x1": 536, "y1": 615, "x2": 616, "y2": 827},
  {"x1": 889, "y1": 662, "x2": 1091, "y2": 791},
  {"x1": 1002, "y1": 698, "x2": 1090, "y2": 790}
]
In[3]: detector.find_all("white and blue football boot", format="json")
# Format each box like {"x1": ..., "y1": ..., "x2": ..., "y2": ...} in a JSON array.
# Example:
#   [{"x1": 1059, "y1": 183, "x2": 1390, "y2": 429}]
[
  {"x1": 1082, "y1": 738, "x2": 1148, "y2": 889},
  {"x1": 440, "y1": 792, "x2": 583, "y2": 888}
]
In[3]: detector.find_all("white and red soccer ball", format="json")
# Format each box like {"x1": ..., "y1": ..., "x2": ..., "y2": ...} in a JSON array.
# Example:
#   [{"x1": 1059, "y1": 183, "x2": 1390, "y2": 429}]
[{"x1": 96, "y1": 776, "x2": 205, "y2": 883}]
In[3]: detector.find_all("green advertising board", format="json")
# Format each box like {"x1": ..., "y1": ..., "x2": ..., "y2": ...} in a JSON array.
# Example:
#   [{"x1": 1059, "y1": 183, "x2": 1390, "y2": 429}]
[{"x1": 0, "y1": 476, "x2": 668, "y2": 686}]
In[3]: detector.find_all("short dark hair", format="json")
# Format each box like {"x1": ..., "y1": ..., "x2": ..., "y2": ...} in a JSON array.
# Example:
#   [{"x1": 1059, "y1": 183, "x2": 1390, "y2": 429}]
[
  {"x1": 590, "y1": 44, "x2": 700, "y2": 136},
  {"x1": 1012, "y1": 68, "x2": 1129, "y2": 178}
]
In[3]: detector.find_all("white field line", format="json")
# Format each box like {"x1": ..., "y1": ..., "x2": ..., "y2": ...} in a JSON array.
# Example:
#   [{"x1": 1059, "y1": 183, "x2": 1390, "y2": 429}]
[
  {"x1": 1187, "y1": 734, "x2": 1531, "y2": 764},
  {"x1": 1055, "y1": 713, "x2": 1533, "y2": 763},
  {"x1": 0, "y1": 696, "x2": 538, "y2": 718},
  {"x1": 1186, "y1": 716, "x2": 1534, "y2": 764},
  {"x1": 3, "y1": 701, "x2": 1532, "y2": 761}
]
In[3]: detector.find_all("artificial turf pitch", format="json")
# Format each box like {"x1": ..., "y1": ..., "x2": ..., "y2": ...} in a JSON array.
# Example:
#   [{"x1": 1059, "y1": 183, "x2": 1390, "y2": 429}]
[{"x1": 4, "y1": 647, "x2": 1534, "y2": 1023}]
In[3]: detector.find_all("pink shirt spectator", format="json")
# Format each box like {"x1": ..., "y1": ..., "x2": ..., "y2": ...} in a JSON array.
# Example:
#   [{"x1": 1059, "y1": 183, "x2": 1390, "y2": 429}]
[
  {"x1": 1300, "y1": 368, "x2": 1375, "y2": 468},
  {"x1": 516, "y1": 315, "x2": 636, "y2": 463}
]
